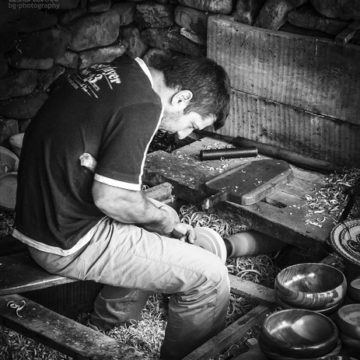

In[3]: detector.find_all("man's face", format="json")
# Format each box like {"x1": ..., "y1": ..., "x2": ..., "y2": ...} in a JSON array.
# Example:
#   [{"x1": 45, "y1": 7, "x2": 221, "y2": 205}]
[{"x1": 159, "y1": 110, "x2": 215, "y2": 139}]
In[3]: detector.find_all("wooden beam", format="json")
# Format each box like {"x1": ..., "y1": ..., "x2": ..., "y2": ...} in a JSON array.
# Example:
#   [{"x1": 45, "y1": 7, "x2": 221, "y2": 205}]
[
  {"x1": 183, "y1": 304, "x2": 270, "y2": 360},
  {"x1": 0, "y1": 294, "x2": 142, "y2": 359},
  {"x1": 229, "y1": 275, "x2": 275, "y2": 304}
]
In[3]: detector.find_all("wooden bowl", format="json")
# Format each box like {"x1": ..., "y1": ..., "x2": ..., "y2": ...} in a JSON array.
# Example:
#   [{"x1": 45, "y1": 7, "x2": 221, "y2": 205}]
[
  {"x1": 348, "y1": 277, "x2": 360, "y2": 302},
  {"x1": 260, "y1": 309, "x2": 339, "y2": 358},
  {"x1": 336, "y1": 304, "x2": 360, "y2": 340},
  {"x1": 275, "y1": 263, "x2": 347, "y2": 309}
]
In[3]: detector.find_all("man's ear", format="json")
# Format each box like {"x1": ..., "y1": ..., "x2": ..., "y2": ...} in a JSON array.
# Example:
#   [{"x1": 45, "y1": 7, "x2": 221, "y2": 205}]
[{"x1": 171, "y1": 90, "x2": 193, "y2": 110}]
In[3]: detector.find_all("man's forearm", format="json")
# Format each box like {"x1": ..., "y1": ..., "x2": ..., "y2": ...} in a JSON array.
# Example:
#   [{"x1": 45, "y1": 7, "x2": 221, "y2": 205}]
[{"x1": 92, "y1": 182, "x2": 175, "y2": 235}]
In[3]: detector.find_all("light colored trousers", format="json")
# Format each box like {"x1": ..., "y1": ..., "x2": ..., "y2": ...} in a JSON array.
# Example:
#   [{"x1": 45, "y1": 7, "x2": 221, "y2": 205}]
[{"x1": 28, "y1": 205, "x2": 230, "y2": 360}]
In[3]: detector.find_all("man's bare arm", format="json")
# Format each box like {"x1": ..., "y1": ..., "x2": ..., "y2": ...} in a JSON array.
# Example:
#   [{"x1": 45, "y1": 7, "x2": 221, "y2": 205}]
[{"x1": 92, "y1": 180, "x2": 176, "y2": 235}]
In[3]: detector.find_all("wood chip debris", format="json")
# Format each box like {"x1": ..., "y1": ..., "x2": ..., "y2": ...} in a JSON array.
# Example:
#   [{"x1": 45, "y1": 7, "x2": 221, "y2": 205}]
[{"x1": 304, "y1": 168, "x2": 360, "y2": 228}]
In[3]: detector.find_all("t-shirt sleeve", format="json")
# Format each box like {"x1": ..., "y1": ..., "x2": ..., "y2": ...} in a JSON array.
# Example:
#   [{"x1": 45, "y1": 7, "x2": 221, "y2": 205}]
[{"x1": 94, "y1": 102, "x2": 162, "y2": 191}]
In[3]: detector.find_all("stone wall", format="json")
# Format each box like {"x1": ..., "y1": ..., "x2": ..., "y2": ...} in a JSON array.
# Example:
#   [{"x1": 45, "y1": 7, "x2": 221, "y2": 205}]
[{"x1": 0, "y1": 0, "x2": 359, "y2": 155}]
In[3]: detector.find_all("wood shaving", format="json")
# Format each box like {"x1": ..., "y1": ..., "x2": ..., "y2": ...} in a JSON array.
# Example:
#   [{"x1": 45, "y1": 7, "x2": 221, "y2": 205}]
[{"x1": 304, "y1": 168, "x2": 360, "y2": 227}]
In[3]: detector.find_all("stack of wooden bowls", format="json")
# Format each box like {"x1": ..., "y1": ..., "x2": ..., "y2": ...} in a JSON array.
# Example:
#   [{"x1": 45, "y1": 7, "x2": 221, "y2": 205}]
[
  {"x1": 335, "y1": 304, "x2": 360, "y2": 353},
  {"x1": 258, "y1": 309, "x2": 341, "y2": 359},
  {"x1": 274, "y1": 263, "x2": 347, "y2": 314}
]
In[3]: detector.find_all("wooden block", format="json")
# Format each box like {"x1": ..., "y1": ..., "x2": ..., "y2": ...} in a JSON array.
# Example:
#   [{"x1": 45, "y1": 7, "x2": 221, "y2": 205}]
[
  {"x1": 208, "y1": 15, "x2": 360, "y2": 125},
  {"x1": 288, "y1": 5, "x2": 349, "y2": 35},
  {"x1": 177, "y1": 0, "x2": 233, "y2": 14},
  {"x1": 204, "y1": 159, "x2": 293, "y2": 206},
  {"x1": 174, "y1": 5, "x2": 208, "y2": 35},
  {"x1": 233, "y1": 0, "x2": 266, "y2": 25},
  {"x1": 0, "y1": 294, "x2": 143, "y2": 359},
  {"x1": 255, "y1": 0, "x2": 307, "y2": 30},
  {"x1": 183, "y1": 305, "x2": 271, "y2": 360}
]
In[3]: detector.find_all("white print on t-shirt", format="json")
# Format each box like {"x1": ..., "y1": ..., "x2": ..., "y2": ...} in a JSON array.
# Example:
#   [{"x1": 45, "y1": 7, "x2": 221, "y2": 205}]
[{"x1": 67, "y1": 64, "x2": 121, "y2": 99}]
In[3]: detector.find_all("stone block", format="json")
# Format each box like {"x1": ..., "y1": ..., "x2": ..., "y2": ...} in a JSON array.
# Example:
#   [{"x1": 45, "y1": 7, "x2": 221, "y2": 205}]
[
  {"x1": 60, "y1": 8, "x2": 88, "y2": 25},
  {"x1": 69, "y1": 10, "x2": 121, "y2": 51},
  {"x1": 0, "y1": 119, "x2": 19, "y2": 146},
  {"x1": 179, "y1": 28, "x2": 206, "y2": 45},
  {"x1": 79, "y1": 44, "x2": 127, "y2": 68},
  {"x1": 88, "y1": 0, "x2": 112, "y2": 12},
  {"x1": 233, "y1": 0, "x2": 266, "y2": 25},
  {"x1": 16, "y1": 28, "x2": 71, "y2": 60},
  {"x1": 310, "y1": 0, "x2": 360, "y2": 21},
  {"x1": 0, "y1": 6, "x2": 58, "y2": 33},
  {"x1": 174, "y1": 6, "x2": 208, "y2": 35},
  {"x1": 255, "y1": 0, "x2": 307, "y2": 30},
  {"x1": 112, "y1": 2, "x2": 136, "y2": 26},
  {"x1": 9, "y1": 52, "x2": 54, "y2": 70},
  {"x1": 120, "y1": 26, "x2": 148, "y2": 58},
  {"x1": 0, "y1": 92, "x2": 48, "y2": 120},
  {"x1": 135, "y1": 2, "x2": 174, "y2": 28},
  {"x1": 0, "y1": 70, "x2": 38, "y2": 100},
  {"x1": 177, "y1": 0, "x2": 233, "y2": 14},
  {"x1": 37, "y1": 66, "x2": 66, "y2": 92},
  {"x1": 55, "y1": 51, "x2": 79, "y2": 69},
  {"x1": 141, "y1": 27, "x2": 205, "y2": 56},
  {"x1": 288, "y1": 6, "x2": 349, "y2": 35}
]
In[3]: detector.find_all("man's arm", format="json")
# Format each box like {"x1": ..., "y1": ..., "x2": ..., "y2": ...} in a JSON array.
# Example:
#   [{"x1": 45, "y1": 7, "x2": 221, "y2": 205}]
[{"x1": 92, "y1": 180, "x2": 195, "y2": 242}]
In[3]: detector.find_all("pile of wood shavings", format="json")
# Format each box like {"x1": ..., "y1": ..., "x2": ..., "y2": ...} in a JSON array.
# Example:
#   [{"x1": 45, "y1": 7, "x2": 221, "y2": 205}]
[
  {"x1": 179, "y1": 204, "x2": 248, "y2": 237},
  {"x1": 305, "y1": 168, "x2": 360, "y2": 227},
  {"x1": 0, "y1": 325, "x2": 71, "y2": 360},
  {"x1": 106, "y1": 294, "x2": 167, "y2": 359}
]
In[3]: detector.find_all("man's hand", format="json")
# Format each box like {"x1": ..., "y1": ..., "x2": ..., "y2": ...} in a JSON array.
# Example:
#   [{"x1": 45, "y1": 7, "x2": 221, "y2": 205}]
[{"x1": 171, "y1": 223, "x2": 196, "y2": 244}]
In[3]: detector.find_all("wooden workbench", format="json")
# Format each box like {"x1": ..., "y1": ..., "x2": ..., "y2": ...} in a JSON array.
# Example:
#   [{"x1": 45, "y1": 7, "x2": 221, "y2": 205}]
[{"x1": 144, "y1": 137, "x2": 339, "y2": 250}]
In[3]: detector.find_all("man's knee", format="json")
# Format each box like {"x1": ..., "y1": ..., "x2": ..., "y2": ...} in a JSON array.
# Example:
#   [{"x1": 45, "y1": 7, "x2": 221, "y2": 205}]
[{"x1": 197, "y1": 255, "x2": 230, "y2": 292}]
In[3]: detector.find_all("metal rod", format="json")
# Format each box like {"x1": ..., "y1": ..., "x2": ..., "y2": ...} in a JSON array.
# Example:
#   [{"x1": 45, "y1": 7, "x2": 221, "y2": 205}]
[{"x1": 200, "y1": 147, "x2": 258, "y2": 161}]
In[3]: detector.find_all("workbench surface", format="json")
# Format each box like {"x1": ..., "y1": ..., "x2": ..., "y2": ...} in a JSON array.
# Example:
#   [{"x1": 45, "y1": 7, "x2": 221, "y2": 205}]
[{"x1": 144, "y1": 137, "x2": 340, "y2": 249}]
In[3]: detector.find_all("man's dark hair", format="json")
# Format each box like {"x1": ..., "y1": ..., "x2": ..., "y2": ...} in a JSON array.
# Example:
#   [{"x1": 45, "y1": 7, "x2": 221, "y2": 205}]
[{"x1": 152, "y1": 54, "x2": 231, "y2": 130}]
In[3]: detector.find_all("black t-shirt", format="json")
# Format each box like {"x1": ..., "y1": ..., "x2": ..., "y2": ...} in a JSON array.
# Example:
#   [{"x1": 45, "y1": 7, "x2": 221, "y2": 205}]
[{"x1": 13, "y1": 55, "x2": 162, "y2": 255}]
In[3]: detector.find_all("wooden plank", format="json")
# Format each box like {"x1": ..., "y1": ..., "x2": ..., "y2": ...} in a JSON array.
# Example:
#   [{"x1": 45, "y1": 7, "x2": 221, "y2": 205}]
[
  {"x1": 222, "y1": 89, "x2": 360, "y2": 168},
  {"x1": 229, "y1": 274, "x2": 275, "y2": 304},
  {"x1": 183, "y1": 304, "x2": 270, "y2": 360},
  {"x1": 0, "y1": 252, "x2": 76, "y2": 295},
  {"x1": 217, "y1": 199, "x2": 332, "y2": 249},
  {"x1": 145, "y1": 142, "x2": 267, "y2": 202},
  {"x1": 208, "y1": 15, "x2": 360, "y2": 125},
  {"x1": 0, "y1": 294, "x2": 142, "y2": 359}
]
